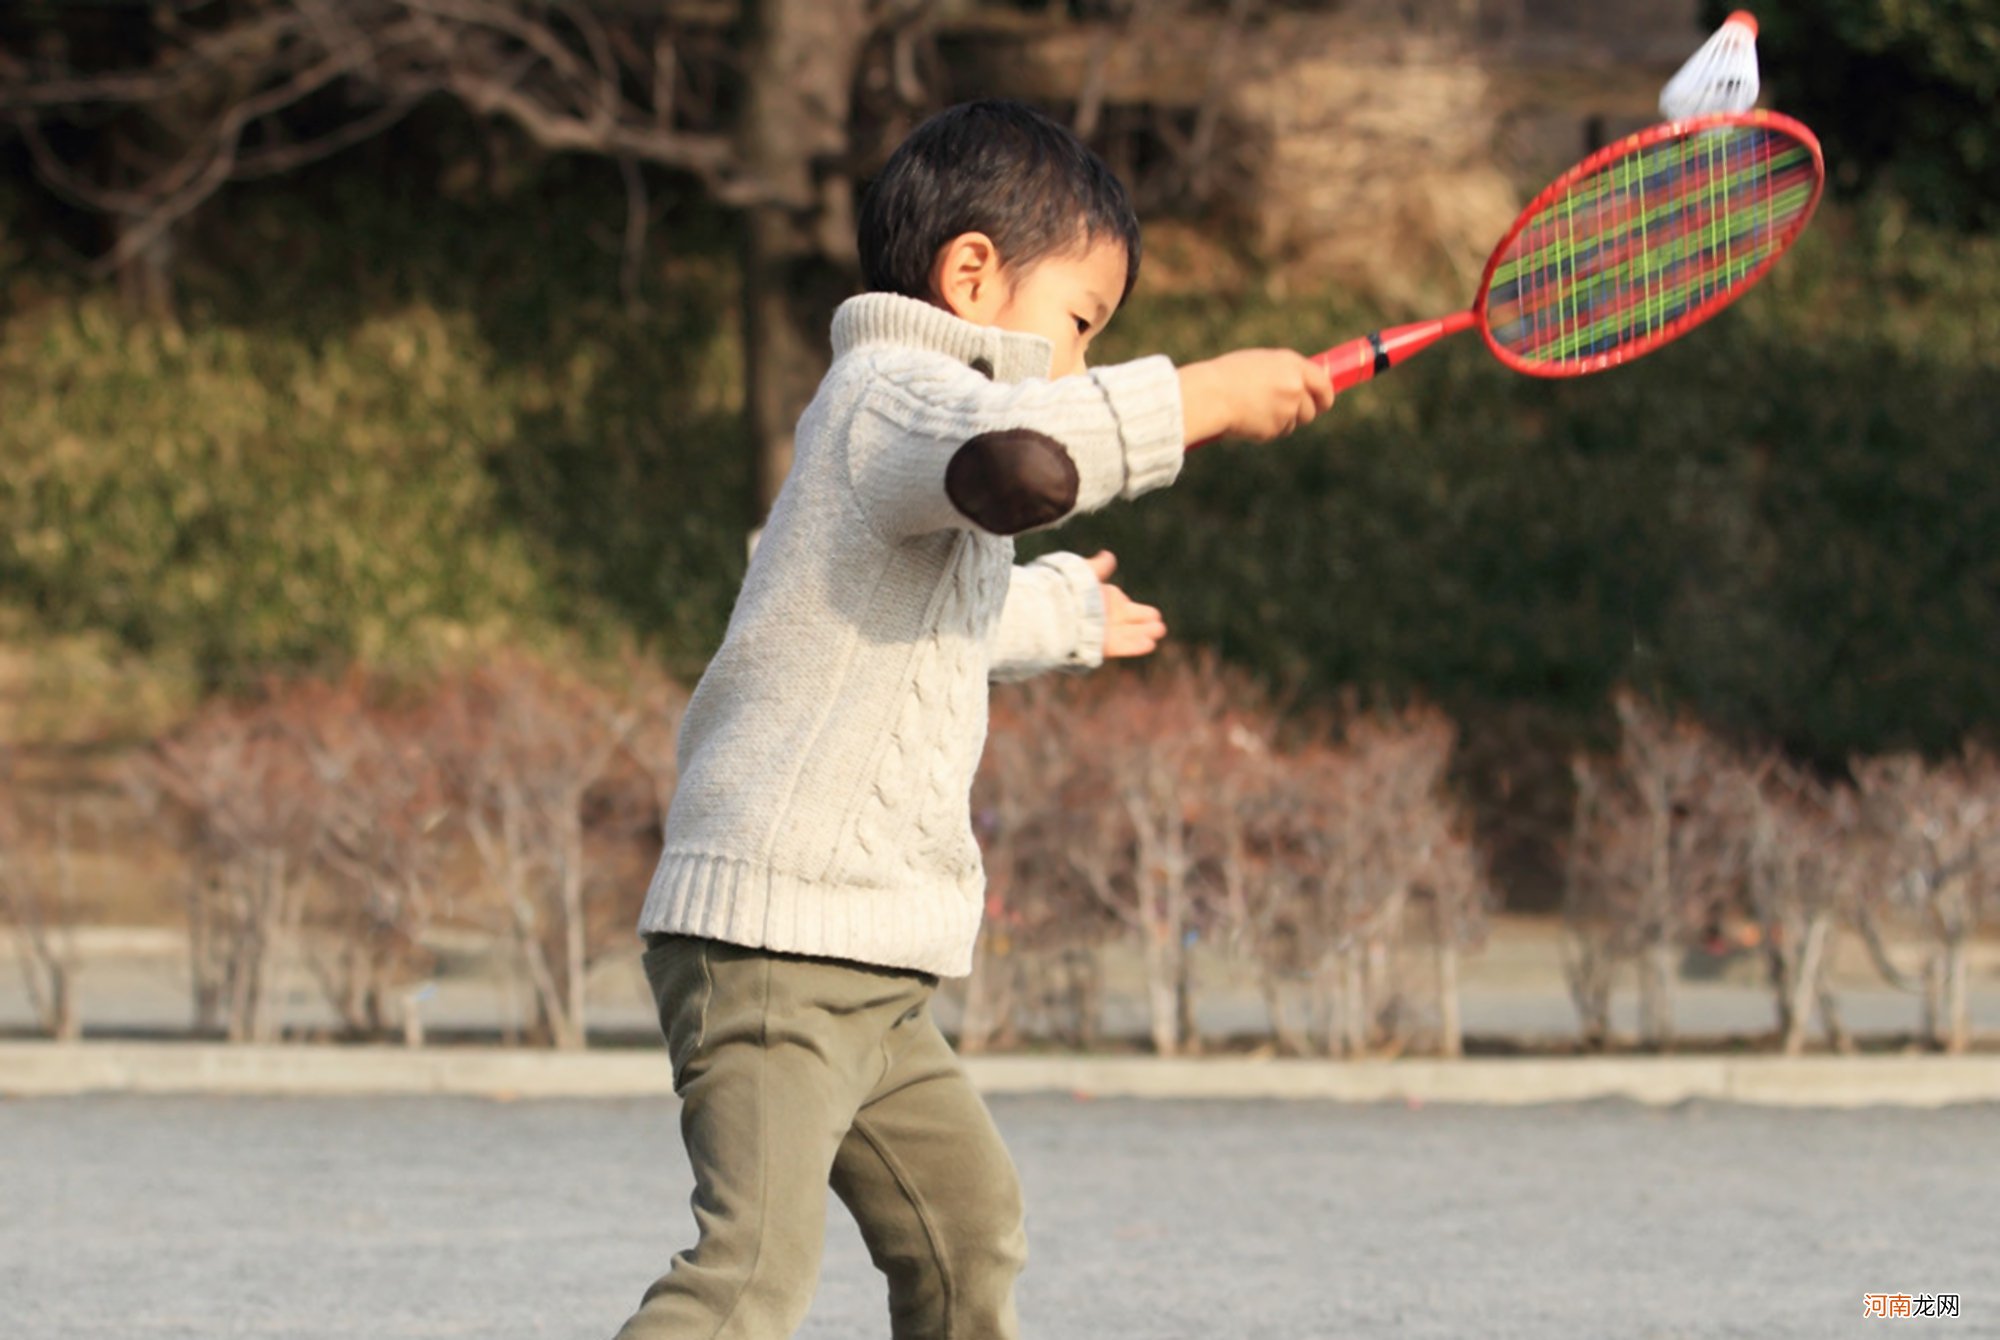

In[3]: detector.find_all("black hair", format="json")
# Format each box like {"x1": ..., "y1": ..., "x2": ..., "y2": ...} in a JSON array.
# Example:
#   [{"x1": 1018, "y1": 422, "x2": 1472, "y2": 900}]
[{"x1": 858, "y1": 99, "x2": 1142, "y2": 305}]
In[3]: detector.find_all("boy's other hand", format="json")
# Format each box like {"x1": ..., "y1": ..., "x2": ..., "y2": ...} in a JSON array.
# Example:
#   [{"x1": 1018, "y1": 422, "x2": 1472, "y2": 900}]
[
  {"x1": 1087, "y1": 550, "x2": 1166, "y2": 659},
  {"x1": 1178, "y1": 349, "x2": 1336, "y2": 445}
]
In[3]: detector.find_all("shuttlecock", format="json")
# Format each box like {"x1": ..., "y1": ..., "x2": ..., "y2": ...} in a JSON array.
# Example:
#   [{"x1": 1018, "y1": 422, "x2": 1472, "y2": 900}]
[{"x1": 1659, "y1": 10, "x2": 1760, "y2": 120}]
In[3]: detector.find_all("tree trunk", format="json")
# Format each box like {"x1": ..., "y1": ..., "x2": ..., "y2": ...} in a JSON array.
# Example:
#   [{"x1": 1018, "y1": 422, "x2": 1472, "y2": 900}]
[
  {"x1": 562, "y1": 829, "x2": 589, "y2": 1052},
  {"x1": 1920, "y1": 950, "x2": 1944, "y2": 1049},
  {"x1": 1340, "y1": 944, "x2": 1367, "y2": 1058},
  {"x1": 957, "y1": 931, "x2": 1013, "y2": 1055},
  {"x1": 1781, "y1": 912, "x2": 1829, "y2": 1057},
  {"x1": 1816, "y1": 983, "x2": 1853, "y2": 1055},
  {"x1": 1943, "y1": 934, "x2": 1970, "y2": 1055},
  {"x1": 1259, "y1": 972, "x2": 1309, "y2": 1057},
  {"x1": 187, "y1": 876, "x2": 221, "y2": 1034},
  {"x1": 737, "y1": 0, "x2": 870, "y2": 525},
  {"x1": 1637, "y1": 936, "x2": 1675, "y2": 1050},
  {"x1": 1765, "y1": 936, "x2": 1795, "y2": 1040},
  {"x1": 51, "y1": 965, "x2": 80, "y2": 1043},
  {"x1": 114, "y1": 213, "x2": 176, "y2": 320},
  {"x1": 1058, "y1": 946, "x2": 1100, "y2": 1051},
  {"x1": 1175, "y1": 932, "x2": 1200, "y2": 1055},
  {"x1": 245, "y1": 851, "x2": 306, "y2": 1045},
  {"x1": 1563, "y1": 930, "x2": 1614, "y2": 1050},
  {"x1": 1141, "y1": 919, "x2": 1181, "y2": 1057},
  {"x1": 1433, "y1": 901, "x2": 1462, "y2": 1060},
  {"x1": 1362, "y1": 932, "x2": 1390, "y2": 1051}
]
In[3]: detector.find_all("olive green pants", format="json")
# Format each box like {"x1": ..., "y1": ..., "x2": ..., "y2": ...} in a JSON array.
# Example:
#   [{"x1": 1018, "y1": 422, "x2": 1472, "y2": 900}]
[{"x1": 614, "y1": 935, "x2": 1027, "y2": 1340}]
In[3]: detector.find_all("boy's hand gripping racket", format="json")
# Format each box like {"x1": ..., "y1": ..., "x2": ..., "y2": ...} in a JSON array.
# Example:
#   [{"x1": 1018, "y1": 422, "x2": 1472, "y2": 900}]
[{"x1": 1265, "y1": 109, "x2": 1824, "y2": 407}]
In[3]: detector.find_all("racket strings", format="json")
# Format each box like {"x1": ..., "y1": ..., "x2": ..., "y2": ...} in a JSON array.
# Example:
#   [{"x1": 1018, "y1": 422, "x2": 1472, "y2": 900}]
[{"x1": 1484, "y1": 120, "x2": 1817, "y2": 370}]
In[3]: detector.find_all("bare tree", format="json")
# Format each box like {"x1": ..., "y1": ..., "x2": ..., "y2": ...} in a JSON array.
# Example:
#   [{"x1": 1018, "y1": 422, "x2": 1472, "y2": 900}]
[
  {"x1": 964, "y1": 682, "x2": 1055, "y2": 1053},
  {"x1": 1333, "y1": 707, "x2": 1470, "y2": 1057},
  {"x1": 1563, "y1": 691, "x2": 1740, "y2": 1050},
  {"x1": 438, "y1": 655, "x2": 632, "y2": 1049},
  {"x1": 737, "y1": 0, "x2": 876, "y2": 515},
  {"x1": 0, "y1": 4, "x2": 760, "y2": 278},
  {"x1": 0, "y1": 756, "x2": 94, "y2": 1042},
  {"x1": 621, "y1": 658, "x2": 691, "y2": 845},
  {"x1": 1854, "y1": 750, "x2": 2000, "y2": 1054},
  {"x1": 1738, "y1": 760, "x2": 1870, "y2": 1055},
  {"x1": 0, "y1": 1, "x2": 938, "y2": 521},
  {"x1": 1056, "y1": 659, "x2": 1257, "y2": 1057},
  {"x1": 1201, "y1": 712, "x2": 1307, "y2": 1052},
  {"x1": 1561, "y1": 750, "x2": 1640, "y2": 1049},
  {"x1": 1408, "y1": 733, "x2": 1489, "y2": 1059},
  {"x1": 293, "y1": 677, "x2": 452, "y2": 1041},
  {"x1": 140, "y1": 694, "x2": 326, "y2": 1042},
  {"x1": 1242, "y1": 704, "x2": 1475, "y2": 1058}
]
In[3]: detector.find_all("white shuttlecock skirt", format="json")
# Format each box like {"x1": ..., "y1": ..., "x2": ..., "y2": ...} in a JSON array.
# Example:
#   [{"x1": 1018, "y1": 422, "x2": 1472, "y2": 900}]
[{"x1": 1660, "y1": 10, "x2": 1761, "y2": 120}]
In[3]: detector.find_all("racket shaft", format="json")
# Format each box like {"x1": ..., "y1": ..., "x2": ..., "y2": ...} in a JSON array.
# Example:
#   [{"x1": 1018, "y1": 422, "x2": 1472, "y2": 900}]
[{"x1": 1312, "y1": 311, "x2": 1477, "y2": 390}]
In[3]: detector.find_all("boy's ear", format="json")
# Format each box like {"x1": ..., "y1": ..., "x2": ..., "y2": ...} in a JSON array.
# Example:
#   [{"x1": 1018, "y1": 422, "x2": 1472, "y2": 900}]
[{"x1": 932, "y1": 231, "x2": 1006, "y2": 322}]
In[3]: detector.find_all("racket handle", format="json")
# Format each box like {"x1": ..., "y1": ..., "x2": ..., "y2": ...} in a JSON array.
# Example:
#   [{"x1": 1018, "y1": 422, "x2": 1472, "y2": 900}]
[
  {"x1": 1185, "y1": 310, "x2": 1475, "y2": 451},
  {"x1": 1311, "y1": 311, "x2": 1477, "y2": 391}
]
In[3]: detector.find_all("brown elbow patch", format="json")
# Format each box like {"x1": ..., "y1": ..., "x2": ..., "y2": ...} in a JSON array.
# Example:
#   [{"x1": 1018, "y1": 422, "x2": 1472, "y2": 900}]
[{"x1": 944, "y1": 429, "x2": 1080, "y2": 535}]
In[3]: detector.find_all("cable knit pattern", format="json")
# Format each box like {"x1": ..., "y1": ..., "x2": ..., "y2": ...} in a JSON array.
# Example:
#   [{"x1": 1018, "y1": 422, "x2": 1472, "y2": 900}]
[{"x1": 638, "y1": 293, "x2": 1186, "y2": 977}]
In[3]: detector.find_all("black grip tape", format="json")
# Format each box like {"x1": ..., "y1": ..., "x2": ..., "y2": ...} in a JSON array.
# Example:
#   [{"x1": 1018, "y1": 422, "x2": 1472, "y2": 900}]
[{"x1": 1368, "y1": 330, "x2": 1390, "y2": 375}]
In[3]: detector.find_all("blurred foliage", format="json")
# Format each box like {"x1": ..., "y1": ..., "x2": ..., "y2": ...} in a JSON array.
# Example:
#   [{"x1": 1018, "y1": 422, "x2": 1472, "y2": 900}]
[
  {"x1": 1049, "y1": 198, "x2": 2000, "y2": 764},
  {"x1": 3, "y1": 136, "x2": 1998, "y2": 770},
  {"x1": 1, "y1": 148, "x2": 749, "y2": 688},
  {"x1": 1724, "y1": 0, "x2": 2000, "y2": 228}
]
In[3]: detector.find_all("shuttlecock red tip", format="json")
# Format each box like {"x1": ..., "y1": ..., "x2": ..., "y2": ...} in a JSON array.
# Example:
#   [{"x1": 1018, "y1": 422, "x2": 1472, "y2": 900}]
[{"x1": 1726, "y1": 10, "x2": 1758, "y2": 37}]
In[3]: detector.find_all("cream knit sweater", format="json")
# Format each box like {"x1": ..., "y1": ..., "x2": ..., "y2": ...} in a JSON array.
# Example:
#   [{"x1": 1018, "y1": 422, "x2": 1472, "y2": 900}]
[{"x1": 637, "y1": 292, "x2": 1186, "y2": 977}]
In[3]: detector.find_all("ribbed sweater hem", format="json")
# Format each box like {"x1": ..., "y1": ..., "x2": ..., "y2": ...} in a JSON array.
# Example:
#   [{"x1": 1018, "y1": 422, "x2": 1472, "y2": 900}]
[{"x1": 636, "y1": 849, "x2": 985, "y2": 979}]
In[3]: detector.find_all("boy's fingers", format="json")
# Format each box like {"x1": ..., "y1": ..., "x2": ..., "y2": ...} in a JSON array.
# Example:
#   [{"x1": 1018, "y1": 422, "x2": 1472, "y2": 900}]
[
  {"x1": 1292, "y1": 369, "x2": 1331, "y2": 428},
  {"x1": 1306, "y1": 361, "x2": 1336, "y2": 411},
  {"x1": 1288, "y1": 392, "x2": 1316, "y2": 434},
  {"x1": 1106, "y1": 623, "x2": 1165, "y2": 656},
  {"x1": 1086, "y1": 549, "x2": 1118, "y2": 581}
]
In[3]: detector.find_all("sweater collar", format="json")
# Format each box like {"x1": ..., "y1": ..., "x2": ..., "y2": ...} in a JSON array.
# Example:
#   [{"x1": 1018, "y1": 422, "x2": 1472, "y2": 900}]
[{"x1": 830, "y1": 292, "x2": 1054, "y2": 384}]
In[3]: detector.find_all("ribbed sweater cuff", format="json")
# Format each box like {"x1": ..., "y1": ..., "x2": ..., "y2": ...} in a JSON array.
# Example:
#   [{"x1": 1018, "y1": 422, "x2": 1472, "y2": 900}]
[
  {"x1": 1089, "y1": 354, "x2": 1185, "y2": 498},
  {"x1": 1035, "y1": 551, "x2": 1106, "y2": 670}
]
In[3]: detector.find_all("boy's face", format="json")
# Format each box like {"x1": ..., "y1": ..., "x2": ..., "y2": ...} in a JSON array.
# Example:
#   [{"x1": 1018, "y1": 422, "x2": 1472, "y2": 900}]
[{"x1": 934, "y1": 233, "x2": 1129, "y2": 378}]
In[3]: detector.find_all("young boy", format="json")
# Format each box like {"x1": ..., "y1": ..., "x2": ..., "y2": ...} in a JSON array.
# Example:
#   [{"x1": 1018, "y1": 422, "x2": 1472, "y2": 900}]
[{"x1": 618, "y1": 99, "x2": 1333, "y2": 1339}]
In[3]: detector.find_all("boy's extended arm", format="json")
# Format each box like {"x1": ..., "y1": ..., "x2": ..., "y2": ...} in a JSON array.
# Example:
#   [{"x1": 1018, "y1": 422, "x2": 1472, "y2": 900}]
[
  {"x1": 847, "y1": 353, "x2": 1184, "y2": 542},
  {"x1": 847, "y1": 346, "x2": 1332, "y2": 543},
  {"x1": 987, "y1": 553, "x2": 1105, "y2": 683}
]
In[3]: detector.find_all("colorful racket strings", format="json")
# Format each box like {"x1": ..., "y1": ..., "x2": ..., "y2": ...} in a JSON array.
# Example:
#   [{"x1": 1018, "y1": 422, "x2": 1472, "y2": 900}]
[{"x1": 1482, "y1": 116, "x2": 1820, "y2": 374}]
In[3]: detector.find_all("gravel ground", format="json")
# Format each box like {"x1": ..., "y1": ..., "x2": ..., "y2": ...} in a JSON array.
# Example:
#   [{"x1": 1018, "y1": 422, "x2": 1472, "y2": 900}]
[{"x1": 4, "y1": 1093, "x2": 1992, "y2": 1339}]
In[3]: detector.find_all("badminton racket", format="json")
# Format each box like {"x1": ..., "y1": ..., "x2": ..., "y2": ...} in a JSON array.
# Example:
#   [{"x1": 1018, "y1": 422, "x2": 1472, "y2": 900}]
[{"x1": 1231, "y1": 109, "x2": 1824, "y2": 417}]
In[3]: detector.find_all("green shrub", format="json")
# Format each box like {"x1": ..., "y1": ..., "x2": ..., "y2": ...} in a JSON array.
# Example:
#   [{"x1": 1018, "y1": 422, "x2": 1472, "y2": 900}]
[
  {"x1": 0, "y1": 161, "x2": 750, "y2": 684},
  {"x1": 3, "y1": 157, "x2": 1995, "y2": 763},
  {"x1": 1051, "y1": 206, "x2": 2000, "y2": 760},
  {"x1": 1725, "y1": 0, "x2": 2000, "y2": 230}
]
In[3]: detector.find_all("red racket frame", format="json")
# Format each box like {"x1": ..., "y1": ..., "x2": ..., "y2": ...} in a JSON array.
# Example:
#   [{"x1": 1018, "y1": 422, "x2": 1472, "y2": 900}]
[{"x1": 1304, "y1": 109, "x2": 1825, "y2": 396}]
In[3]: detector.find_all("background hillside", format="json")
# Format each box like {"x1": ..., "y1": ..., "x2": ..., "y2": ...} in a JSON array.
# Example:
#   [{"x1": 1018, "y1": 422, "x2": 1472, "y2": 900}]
[{"x1": 1, "y1": 1, "x2": 1996, "y2": 1052}]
